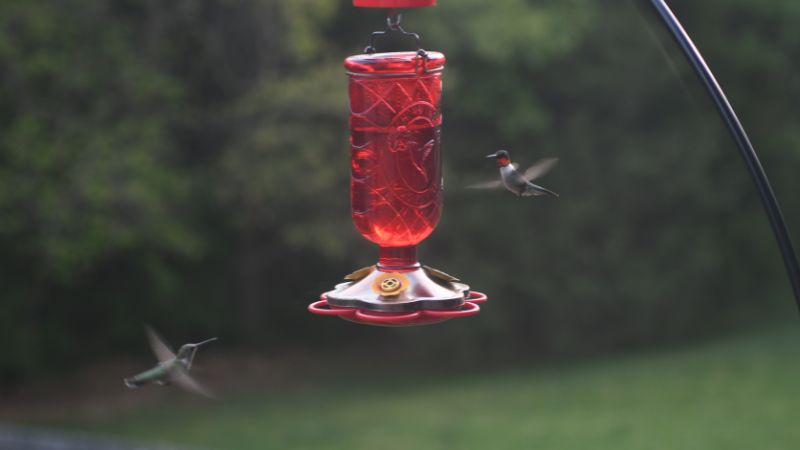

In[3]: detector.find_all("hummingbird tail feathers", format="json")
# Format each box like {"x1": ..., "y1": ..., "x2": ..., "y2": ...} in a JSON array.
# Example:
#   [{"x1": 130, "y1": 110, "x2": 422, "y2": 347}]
[
  {"x1": 523, "y1": 183, "x2": 559, "y2": 198},
  {"x1": 124, "y1": 378, "x2": 142, "y2": 389}
]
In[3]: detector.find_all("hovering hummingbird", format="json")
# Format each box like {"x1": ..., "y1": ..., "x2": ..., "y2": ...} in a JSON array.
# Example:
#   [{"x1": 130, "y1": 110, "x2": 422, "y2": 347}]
[
  {"x1": 124, "y1": 326, "x2": 217, "y2": 398},
  {"x1": 467, "y1": 150, "x2": 559, "y2": 197}
]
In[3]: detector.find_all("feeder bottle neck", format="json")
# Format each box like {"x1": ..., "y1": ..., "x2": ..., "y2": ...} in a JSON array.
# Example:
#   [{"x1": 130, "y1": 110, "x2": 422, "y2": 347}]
[{"x1": 378, "y1": 246, "x2": 418, "y2": 270}]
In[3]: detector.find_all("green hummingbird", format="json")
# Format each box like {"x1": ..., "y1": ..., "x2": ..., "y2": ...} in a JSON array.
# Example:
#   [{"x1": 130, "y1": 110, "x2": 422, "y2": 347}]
[{"x1": 124, "y1": 326, "x2": 217, "y2": 398}]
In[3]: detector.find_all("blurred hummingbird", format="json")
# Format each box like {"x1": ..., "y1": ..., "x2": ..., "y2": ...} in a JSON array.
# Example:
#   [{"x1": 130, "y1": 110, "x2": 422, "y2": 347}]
[
  {"x1": 467, "y1": 150, "x2": 559, "y2": 197},
  {"x1": 124, "y1": 326, "x2": 217, "y2": 398}
]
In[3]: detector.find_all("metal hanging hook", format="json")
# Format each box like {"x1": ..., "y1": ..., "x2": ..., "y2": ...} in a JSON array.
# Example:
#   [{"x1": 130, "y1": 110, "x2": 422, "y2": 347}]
[
  {"x1": 387, "y1": 9, "x2": 402, "y2": 30},
  {"x1": 364, "y1": 8, "x2": 428, "y2": 63}
]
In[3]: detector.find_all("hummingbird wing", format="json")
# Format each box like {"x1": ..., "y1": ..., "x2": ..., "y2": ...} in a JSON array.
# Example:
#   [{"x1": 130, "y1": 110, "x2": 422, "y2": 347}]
[
  {"x1": 172, "y1": 367, "x2": 216, "y2": 399},
  {"x1": 465, "y1": 179, "x2": 503, "y2": 189},
  {"x1": 522, "y1": 157, "x2": 559, "y2": 181},
  {"x1": 145, "y1": 325, "x2": 176, "y2": 363}
]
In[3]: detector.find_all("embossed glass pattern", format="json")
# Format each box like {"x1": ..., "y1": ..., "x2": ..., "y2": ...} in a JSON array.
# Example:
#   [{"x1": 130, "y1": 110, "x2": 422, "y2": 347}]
[{"x1": 345, "y1": 52, "x2": 445, "y2": 256}]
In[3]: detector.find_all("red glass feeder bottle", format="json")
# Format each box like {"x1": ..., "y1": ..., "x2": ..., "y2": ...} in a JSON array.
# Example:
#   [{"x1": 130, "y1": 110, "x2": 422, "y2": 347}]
[{"x1": 309, "y1": 3, "x2": 486, "y2": 326}]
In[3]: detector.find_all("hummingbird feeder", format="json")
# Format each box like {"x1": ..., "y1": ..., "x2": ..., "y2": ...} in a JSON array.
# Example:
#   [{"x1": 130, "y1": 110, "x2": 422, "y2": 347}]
[{"x1": 308, "y1": 0, "x2": 487, "y2": 326}]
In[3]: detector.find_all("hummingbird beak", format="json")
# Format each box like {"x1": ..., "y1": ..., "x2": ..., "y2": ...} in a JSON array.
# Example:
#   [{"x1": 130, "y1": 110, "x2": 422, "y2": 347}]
[
  {"x1": 190, "y1": 337, "x2": 218, "y2": 347},
  {"x1": 486, "y1": 153, "x2": 498, "y2": 159}
]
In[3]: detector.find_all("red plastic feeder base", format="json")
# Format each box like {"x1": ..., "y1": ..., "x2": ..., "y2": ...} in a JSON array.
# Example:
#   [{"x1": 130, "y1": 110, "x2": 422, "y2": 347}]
[{"x1": 309, "y1": 291, "x2": 487, "y2": 327}]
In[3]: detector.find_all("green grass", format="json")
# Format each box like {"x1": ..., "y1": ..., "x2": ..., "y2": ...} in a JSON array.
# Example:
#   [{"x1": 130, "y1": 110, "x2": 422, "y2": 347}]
[{"x1": 74, "y1": 323, "x2": 800, "y2": 450}]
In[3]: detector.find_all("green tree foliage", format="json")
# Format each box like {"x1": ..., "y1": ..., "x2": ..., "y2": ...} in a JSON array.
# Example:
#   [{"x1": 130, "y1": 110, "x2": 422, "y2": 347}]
[
  {"x1": 0, "y1": 0, "x2": 797, "y2": 378},
  {"x1": 0, "y1": 1, "x2": 200, "y2": 376}
]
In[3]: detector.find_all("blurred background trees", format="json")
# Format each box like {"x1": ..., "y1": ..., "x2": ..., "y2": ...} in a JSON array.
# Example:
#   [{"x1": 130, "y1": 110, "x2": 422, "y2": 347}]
[{"x1": 0, "y1": 0, "x2": 798, "y2": 380}]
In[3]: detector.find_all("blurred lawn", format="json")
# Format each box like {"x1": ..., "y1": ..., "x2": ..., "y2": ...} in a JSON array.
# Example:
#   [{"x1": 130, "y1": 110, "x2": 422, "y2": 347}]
[{"x1": 71, "y1": 321, "x2": 800, "y2": 450}]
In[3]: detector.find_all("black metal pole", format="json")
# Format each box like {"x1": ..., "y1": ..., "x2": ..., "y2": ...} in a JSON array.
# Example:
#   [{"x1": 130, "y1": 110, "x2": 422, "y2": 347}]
[{"x1": 650, "y1": 0, "x2": 800, "y2": 311}]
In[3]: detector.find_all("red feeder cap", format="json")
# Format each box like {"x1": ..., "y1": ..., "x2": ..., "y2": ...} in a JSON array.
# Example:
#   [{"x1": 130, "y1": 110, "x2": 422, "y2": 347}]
[
  {"x1": 345, "y1": 51, "x2": 445, "y2": 76},
  {"x1": 353, "y1": 0, "x2": 436, "y2": 7}
]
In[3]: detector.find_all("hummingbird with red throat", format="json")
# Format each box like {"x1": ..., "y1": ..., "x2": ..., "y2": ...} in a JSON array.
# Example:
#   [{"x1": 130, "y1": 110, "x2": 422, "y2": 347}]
[{"x1": 467, "y1": 150, "x2": 559, "y2": 197}]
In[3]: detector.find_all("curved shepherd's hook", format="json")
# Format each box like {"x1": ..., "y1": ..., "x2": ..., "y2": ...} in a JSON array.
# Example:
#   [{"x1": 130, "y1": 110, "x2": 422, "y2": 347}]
[{"x1": 649, "y1": 0, "x2": 800, "y2": 311}]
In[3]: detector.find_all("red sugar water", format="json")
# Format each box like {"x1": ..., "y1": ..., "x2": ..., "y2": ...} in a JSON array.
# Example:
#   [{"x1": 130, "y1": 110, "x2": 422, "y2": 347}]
[{"x1": 346, "y1": 52, "x2": 445, "y2": 255}]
